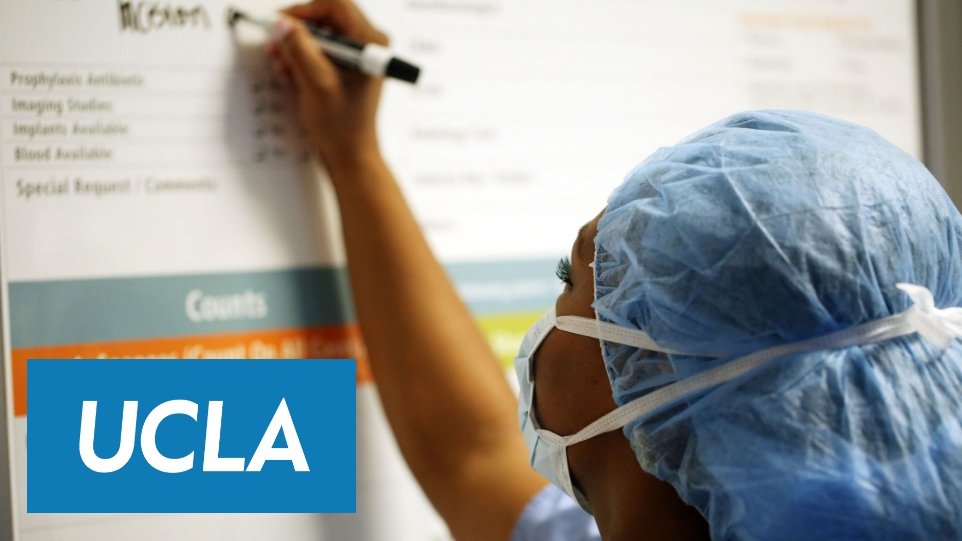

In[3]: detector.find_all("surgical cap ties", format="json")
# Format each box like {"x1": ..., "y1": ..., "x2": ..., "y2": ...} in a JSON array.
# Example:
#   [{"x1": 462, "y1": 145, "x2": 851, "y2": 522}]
[
  {"x1": 549, "y1": 282, "x2": 962, "y2": 448},
  {"x1": 898, "y1": 283, "x2": 962, "y2": 349}
]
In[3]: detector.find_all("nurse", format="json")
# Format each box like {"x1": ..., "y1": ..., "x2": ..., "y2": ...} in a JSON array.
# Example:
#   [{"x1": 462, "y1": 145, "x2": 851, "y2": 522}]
[{"x1": 270, "y1": 2, "x2": 962, "y2": 539}]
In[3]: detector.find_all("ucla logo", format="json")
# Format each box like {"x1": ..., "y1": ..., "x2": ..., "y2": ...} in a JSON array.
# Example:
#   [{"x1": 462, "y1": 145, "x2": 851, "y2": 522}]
[
  {"x1": 79, "y1": 398, "x2": 308, "y2": 473},
  {"x1": 28, "y1": 360, "x2": 355, "y2": 513}
]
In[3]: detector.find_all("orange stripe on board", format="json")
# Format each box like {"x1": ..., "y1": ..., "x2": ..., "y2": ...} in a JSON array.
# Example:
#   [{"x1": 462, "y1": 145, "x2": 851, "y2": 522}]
[{"x1": 11, "y1": 324, "x2": 371, "y2": 417}]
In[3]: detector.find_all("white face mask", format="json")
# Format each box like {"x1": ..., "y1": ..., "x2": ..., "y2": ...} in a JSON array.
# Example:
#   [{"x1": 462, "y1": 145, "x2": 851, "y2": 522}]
[
  {"x1": 513, "y1": 306, "x2": 684, "y2": 513},
  {"x1": 514, "y1": 308, "x2": 589, "y2": 510},
  {"x1": 515, "y1": 283, "x2": 962, "y2": 514}
]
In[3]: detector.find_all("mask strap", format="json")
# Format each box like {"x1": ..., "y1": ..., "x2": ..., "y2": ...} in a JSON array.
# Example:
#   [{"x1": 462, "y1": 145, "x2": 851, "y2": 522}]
[
  {"x1": 556, "y1": 315, "x2": 687, "y2": 354},
  {"x1": 561, "y1": 283, "x2": 962, "y2": 446}
]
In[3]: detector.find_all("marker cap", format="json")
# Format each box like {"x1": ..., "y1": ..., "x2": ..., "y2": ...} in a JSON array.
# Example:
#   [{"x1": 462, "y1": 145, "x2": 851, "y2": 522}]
[{"x1": 386, "y1": 58, "x2": 420, "y2": 84}]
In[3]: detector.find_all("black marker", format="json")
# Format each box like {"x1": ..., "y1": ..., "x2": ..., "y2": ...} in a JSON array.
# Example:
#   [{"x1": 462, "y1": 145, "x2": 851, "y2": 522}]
[{"x1": 227, "y1": 7, "x2": 420, "y2": 84}]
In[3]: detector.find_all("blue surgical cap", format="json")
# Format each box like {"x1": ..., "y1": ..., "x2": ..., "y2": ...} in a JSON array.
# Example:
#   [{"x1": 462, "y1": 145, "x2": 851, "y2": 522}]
[{"x1": 593, "y1": 110, "x2": 962, "y2": 539}]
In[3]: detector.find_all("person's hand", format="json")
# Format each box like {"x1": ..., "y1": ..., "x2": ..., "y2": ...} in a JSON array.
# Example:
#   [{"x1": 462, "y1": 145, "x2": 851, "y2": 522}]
[{"x1": 269, "y1": 0, "x2": 389, "y2": 172}]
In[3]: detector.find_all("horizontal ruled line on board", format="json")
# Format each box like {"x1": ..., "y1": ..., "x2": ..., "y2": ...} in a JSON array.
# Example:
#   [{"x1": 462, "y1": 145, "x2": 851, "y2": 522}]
[
  {"x1": 11, "y1": 324, "x2": 372, "y2": 417},
  {"x1": 0, "y1": 91, "x2": 253, "y2": 97},
  {"x1": 1, "y1": 161, "x2": 302, "y2": 169},
  {"x1": 1, "y1": 138, "x2": 258, "y2": 144},
  {"x1": 1, "y1": 114, "x2": 230, "y2": 120},
  {"x1": 1, "y1": 61, "x2": 257, "y2": 71}
]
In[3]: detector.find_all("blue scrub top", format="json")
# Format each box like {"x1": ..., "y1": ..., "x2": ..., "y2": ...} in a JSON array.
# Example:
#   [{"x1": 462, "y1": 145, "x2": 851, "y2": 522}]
[{"x1": 511, "y1": 484, "x2": 600, "y2": 541}]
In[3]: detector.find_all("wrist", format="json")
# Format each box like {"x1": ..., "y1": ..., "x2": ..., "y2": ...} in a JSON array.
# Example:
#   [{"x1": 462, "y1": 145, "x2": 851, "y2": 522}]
[
  {"x1": 321, "y1": 141, "x2": 382, "y2": 171},
  {"x1": 321, "y1": 146, "x2": 389, "y2": 189}
]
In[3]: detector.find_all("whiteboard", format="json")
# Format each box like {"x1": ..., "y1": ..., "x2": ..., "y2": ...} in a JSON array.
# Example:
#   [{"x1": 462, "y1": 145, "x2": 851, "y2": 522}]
[{"x1": 0, "y1": 0, "x2": 920, "y2": 539}]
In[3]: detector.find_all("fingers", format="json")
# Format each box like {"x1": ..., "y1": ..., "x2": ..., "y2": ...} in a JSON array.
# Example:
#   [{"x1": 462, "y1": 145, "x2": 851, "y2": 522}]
[
  {"x1": 281, "y1": 0, "x2": 388, "y2": 45},
  {"x1": 273, "y1": 17, "x2": 338, "y2": 93},
  {"x1": 266, "y1": 46, "x2": 292, "y2": 89}
]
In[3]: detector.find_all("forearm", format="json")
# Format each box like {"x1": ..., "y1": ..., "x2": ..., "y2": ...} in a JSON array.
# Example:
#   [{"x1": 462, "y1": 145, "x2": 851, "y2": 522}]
[
  {"x1": 326, "y1": 153, "x2": 528, "y2": 481},
  {"x1": 326, "y1": 154, "x2": 546, "y2": 539}
]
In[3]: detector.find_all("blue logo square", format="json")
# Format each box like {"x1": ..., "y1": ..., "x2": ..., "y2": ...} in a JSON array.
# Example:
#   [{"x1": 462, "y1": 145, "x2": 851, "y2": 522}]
[{"x1": 27, "y1": 359, "x2": 356, "y2": 513}]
